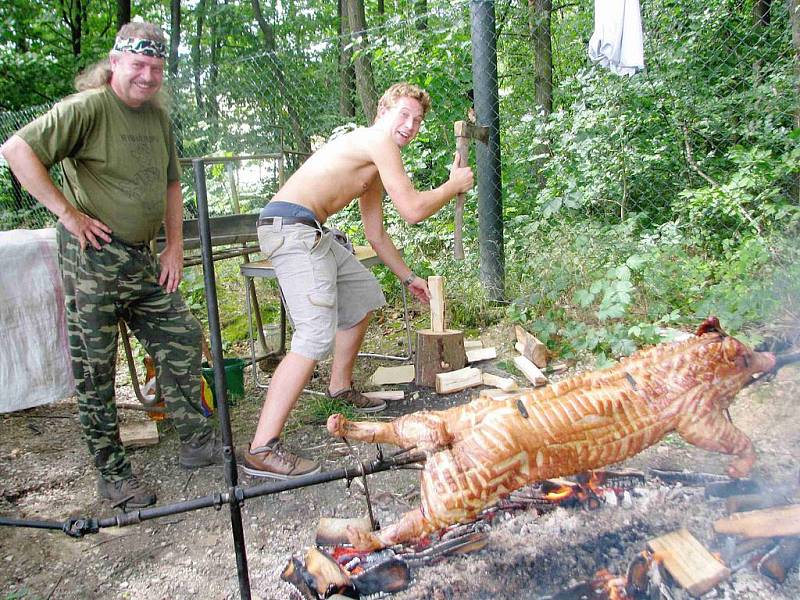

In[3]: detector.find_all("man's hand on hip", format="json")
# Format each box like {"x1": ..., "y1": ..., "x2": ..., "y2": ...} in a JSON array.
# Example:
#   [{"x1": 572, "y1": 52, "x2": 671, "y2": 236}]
[
  {"x1": 60, "y1": 208, "x2": 112, "y2": 251},
  {"x1": 158, "y1": 244, "x2": 184, "y2": 293}
]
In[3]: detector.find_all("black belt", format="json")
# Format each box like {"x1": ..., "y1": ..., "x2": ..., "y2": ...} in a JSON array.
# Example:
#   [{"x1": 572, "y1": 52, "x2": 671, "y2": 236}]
[{"x1": 257, "y1": 216, "x2": 322, "y2": 229}]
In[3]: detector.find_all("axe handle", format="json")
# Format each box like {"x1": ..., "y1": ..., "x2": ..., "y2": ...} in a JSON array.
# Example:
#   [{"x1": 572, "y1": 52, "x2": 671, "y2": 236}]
[{"x1": 454, "y1": 136, "x2": 469, "y2": 260}]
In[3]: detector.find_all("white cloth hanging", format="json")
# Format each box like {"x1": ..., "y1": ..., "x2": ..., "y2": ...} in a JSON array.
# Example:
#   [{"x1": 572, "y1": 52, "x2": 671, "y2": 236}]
[{"x1": 588, "y1": 0, "x2": 645, "y2": 76}]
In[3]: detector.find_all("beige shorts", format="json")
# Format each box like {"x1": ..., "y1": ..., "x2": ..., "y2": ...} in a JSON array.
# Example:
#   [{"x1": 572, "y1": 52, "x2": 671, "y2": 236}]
[{"x1": 257, "y1": 222, "x2": 385, "y2": 361}]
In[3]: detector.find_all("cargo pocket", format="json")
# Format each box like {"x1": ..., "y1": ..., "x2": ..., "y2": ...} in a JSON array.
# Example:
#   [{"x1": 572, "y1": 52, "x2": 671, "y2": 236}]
[
  {"x1": 308, "y1": 291, "x2": 336, "y2": 308},
  {"x1": 257, "y1": 228, "x2": 285, "y2": 258}
]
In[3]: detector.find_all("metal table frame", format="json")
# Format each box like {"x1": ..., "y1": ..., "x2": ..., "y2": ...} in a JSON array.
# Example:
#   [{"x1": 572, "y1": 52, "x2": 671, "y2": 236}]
[{"x1": 240, "y1": 245, "x2": 414, "y2": 389}]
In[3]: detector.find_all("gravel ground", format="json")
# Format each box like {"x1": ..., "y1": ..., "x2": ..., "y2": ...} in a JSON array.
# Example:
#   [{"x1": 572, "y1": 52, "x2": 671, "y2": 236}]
[{"x1": 1, "y1": 325, "x2": 798, "y2": 600}]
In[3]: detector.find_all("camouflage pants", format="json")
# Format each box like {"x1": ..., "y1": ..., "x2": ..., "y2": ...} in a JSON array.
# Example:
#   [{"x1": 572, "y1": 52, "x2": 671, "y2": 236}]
[{"x1": 57, "y1": 224, "x2": 212, "y2": 481}]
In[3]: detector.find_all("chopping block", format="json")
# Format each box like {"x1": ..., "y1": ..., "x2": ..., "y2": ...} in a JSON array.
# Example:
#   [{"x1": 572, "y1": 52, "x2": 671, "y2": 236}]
[{"x1": 415, "y1": 276, "x2": 467, "y2": 387}]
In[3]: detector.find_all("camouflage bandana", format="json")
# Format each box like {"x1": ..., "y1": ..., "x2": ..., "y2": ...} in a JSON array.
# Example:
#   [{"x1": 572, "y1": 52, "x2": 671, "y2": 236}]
[{"x1": 112, "y1": 37, "x2": 167, "y2": 59}]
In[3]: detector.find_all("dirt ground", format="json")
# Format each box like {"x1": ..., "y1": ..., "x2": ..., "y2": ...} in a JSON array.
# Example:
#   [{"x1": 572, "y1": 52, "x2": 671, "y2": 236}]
[{"x1": 1, "y1": 319, "x2": 799, "y2": 600}]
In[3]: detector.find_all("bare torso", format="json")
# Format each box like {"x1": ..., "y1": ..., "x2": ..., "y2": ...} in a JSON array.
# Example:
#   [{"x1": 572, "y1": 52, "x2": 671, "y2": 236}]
[{"x1": 272, "y1": 127, "x2": 386, "y2": 222}]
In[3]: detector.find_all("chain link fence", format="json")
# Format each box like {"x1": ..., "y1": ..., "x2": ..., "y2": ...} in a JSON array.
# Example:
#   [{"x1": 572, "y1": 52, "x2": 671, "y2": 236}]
[{"x1": 1, "y1": 0, "x2": 798, "y2": 343}]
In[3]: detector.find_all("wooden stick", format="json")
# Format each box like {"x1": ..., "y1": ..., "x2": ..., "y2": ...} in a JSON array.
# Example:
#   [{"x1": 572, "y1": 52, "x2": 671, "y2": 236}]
[
  {"x1": 713, "y1": 504, "x2": 800, "y2": 538},
  {"x1": 428, "y1": 276, "x2": 446, "y2": 333},
  {"x1": 481, "y1": 372, "x2": 519, "y2": 392},
  {"x1": 454, "y1": 130, "x2": 469, "y2": 261},
  {"x1": 362, "y1": 390, "x2": 404, "y2": 401},
  {"x1": 466, "y1": 347, "x2": 497, "y2": 363},
  {"x1": 725, "y1": 493, "x2": 793, "y2": 515},
  {"x1": 514, "y1": 325, "x2": 547, "y2": 368},
  {"x1": 758, "y1": 537, "x2": 800, "y2": 583},
  {"x1": 435, "y1": 367, "x2": 482, "y2": 394},
  {"x1": 513, "y1": 355, "x2": 548, "y2": 386}
]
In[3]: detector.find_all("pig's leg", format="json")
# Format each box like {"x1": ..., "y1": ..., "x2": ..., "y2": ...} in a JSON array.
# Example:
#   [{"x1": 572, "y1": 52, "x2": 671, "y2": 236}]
[
  {"x1": 346, "y1": 507, "x2": 433, "y2": 551},
  {"x1": 676, "y1": 412, "x2": 756, "y2": 478},
  {"x1": 327, "y1": 412, "x2": 453, "y2": 452}
]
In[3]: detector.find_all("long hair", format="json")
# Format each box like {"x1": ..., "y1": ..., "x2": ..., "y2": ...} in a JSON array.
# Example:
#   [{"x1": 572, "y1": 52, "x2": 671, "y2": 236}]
[{"x1": 74, "y1": 21, "x2": 170, "y2": 110}]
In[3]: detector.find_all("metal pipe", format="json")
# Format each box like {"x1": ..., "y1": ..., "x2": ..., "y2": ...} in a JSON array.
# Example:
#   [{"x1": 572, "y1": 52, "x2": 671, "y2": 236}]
[
  {"x1": 470, "y1": 0, "x2": 505, "y2": 300},
  {"x1": 193, "y1": 159, "x2": 252, "y2": 600}
]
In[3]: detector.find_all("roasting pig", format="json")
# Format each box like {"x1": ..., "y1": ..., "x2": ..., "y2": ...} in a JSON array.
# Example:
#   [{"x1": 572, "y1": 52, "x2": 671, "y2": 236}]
[{"x1": 327, "y1": 317, "x2": 775, "y2": 551}]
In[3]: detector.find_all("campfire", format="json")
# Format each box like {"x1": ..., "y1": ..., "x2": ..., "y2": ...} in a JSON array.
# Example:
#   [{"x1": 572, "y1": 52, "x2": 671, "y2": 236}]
[{"x1": 280, "y1": 467, "x2": 800, "y2": 599}]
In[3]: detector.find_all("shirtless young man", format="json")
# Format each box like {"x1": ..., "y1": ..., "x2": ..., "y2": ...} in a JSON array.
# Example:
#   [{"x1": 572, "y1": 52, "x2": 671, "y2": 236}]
[{"x1": 242, "y1": 82, "x2": 474, "y2": 479}]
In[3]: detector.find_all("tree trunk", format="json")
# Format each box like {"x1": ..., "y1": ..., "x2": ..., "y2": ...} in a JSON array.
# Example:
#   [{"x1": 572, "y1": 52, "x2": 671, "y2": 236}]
[
  {"x1": 346, "y1": 0, "x2": 378, "y2": 122},
  {"x1": 192, "y1": 0, "x2": 206, "y2": 114},
  {"x1": 754, "y1": 0, "x2": 772, "y2": 25},
  {"x1": 791, "y1": 0, "x2": 800, "y2": 203},
  {"x1": 528, "y1": 0, "x2": 552, "y2": 116},
  {"x1": 116, "y1": 0, "x2": 131, "y2": 31},
  {"x1": 207, "y1": 0, "x2": 221, "y2": 131},
  {"x1": 168, "y1": 0, "x2": 184, "y2": 155},
  {"x1": 338, "y1": 0, "x2": 356, "y2": 118},
  {"x1": 415, "y1": 0, "x2": 428, "y2": 31},
  {"x1": 58, "y1": 0, "x2": 86, "y2": 56},
  {"x1": 251, "y1": 0, "x2": 310, "y2": 153}
]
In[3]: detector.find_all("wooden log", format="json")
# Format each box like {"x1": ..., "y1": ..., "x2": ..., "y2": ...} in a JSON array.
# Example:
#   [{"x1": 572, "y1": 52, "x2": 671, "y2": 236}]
[
  {"x1": 464, "y1": 339, "x2": 484, "y2": 349},
  {"x1": 415, "y1": 329, "x2": 466, "y2": 387},
  {"x1": 362, "y1": 390, "x2": 405, "y2": 402},
  {"x1": 119, "y1": 420, "x2": 160, "y2": 448},
  {"x1": 466, "y1": 347, "x2": 497, "y2": 363},
  {"x1": 647, "y1": 528, "x2": 731, "y2": 596},
  {"x1": 435, "y1": 367, "x2": 482, "y2": 394},
  {"x1": 725, "y1": 492, "x2": 793, "y2": 515},
  {"x1": 514, "y1": 325, "x2": 547, "y2": 368},
  {"x1": 481, "y1": 372, "x2": 519, "y2": 392},
  {"x1": 757, "y1": 537, "x2": 800, "y2": 583},
  {"x1": 513, "y1": 355, "x2": 548, "y2": 386},
  {"x1": 428, "y1": 276, "x2": 446, "y2": 333},
  {"x1": 714, "y1": 504, "x2": 800, "y2": 538}
]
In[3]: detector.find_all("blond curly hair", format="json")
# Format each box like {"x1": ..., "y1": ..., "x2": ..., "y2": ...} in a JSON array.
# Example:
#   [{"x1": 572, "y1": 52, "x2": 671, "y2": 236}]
[{"x1": 377, "y1": 83, "x2": 431, "y2": 119}]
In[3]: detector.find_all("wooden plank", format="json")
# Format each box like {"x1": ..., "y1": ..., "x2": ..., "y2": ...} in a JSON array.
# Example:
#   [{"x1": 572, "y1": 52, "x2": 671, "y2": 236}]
[
  {"x1": 466, "y1": 347, "x2": 497, "y2": 363},
  {"x1": 428, "y1": 276, "x2": 446, "y2": 333},
  {"x1": 647, "y1": 528, "x2": 730, "y2": 596},
  {"x1": 362, "y1": 390, "x2": 405, "y2": 401},
  {"x1": 463, "y1": 339, "x2": 484, "y2": 349},
  {"x1": 514, "y1": 326, "x2": 547, "y2": 368},
  {"x1": 435, "y1": 367, "x2": 483, "y2": 394},
  {"x1": 713, "y1": 504, "x2": 800, "y2": 538},
  {"x1": 513, "y1": 355, "x2": 548, "y2": 386},
  {"x1": 369, "y1": 365, "x2": 416, "y2": 386},
  {"x1": 120, "y1": 420, "x2": 160, "y2": 448},
  {"x1": 481, "y1": 372, "x2": 519, "y2": 392}
]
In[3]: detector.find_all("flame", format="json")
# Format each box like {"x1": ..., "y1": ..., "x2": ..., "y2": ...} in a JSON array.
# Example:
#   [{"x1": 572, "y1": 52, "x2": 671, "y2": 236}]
[{"x1": 544, "y1": 485, "x2": 574, "y2": 501}]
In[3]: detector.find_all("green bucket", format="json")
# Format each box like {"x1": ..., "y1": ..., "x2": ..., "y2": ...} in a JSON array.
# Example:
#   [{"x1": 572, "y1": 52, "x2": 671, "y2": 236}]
[{"x1": 201, "y1": 357, "x2": 246, "y2": 404}]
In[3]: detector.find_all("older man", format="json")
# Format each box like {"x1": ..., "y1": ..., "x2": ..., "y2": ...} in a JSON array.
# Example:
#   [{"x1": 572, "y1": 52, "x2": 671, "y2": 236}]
[
  {"x1": 1, "y1": 21, "x2": 221, "y2": 508},
  {"x1": 243, "y1": 83, "x2": 474, "y2": 480}
]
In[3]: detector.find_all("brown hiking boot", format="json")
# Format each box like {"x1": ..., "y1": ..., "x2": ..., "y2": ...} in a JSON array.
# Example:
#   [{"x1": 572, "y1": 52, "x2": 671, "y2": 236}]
[
  {"x1": 327, "y1": 386, "x2": 386, "y2": 413},
  {"x1": 97, "y1": 475, "x2": 156, "y2": 508},
  {"x1": 241, "y1": 439, "x2": 321, "y2": 480},
  {"x1": 179, "y1": 429, "x2": 224, "y2": 469}
]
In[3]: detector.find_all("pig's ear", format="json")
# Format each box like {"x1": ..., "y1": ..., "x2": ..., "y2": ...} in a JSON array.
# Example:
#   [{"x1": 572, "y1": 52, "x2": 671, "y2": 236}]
[
  {"x1": 696, "y1": 316, "x2": 726, "y2": 337},
  {"x1": 721, "y1": 336, "x2": 742, "y2": 364}
]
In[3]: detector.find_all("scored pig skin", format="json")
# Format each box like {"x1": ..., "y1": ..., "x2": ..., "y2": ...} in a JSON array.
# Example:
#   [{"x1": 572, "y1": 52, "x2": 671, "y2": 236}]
[{"x1": 327, "y1": 318, "x2": 776, "y2": 551}]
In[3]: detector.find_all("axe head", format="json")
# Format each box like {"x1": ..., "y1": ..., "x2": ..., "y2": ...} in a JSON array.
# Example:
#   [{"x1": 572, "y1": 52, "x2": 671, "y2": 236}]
[{"x1": 454, "y1": 120, "x2": 489, "y2": 145}]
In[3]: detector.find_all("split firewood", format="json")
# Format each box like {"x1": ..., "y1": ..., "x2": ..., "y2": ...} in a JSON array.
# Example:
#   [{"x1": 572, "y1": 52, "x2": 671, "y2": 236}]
[
  {"x1": 514, "y1": 325, "x2": 547, "y2": 368},
  {"x1": 465, "y1": 347, "x2": 497, "y2": 363},
  {"x1": 362, "y1": 390, "x2": 405, "y2": 402},
  {"x1": 303, "y1": 547, "x2": 353, "y2": 597},
  {"x1": 463, "y1": 339, "x2": 483, "y2": 349},
  {"x1": 370, "y1": 365, "x2": 415, "y2": 386},
  {"x1": 725, "y1": 492, "x2": 794, "y2": 515},
  {"x1": 757, "y1": 537, "x2": 800, "y2": 583},
  {"x1": 435, "y1": 366, "x2": 483, "y2": 394},
  {"x1": 513, "y1": 355, "x2": 548, "y2": 386},
  {"x1": 350, "y1": 557, "x2": 411, "y2": 595},
  {"x1": 280, "y1": 557, "x2": 317, "y2": 600},
  {"x1": 704, "y1": 478, "x2": 760, "y2": 498},
  {"x1": 315, "y1": 516, "x2": 373, "y2": 545},
  {"x1": 481, "y1": 372, "x2": 519, "y2": 392},
  {"x1": 647, "y1": 528, "x2": 731, "y2": 596},
  {"x1": 119, "y1": 421, "x2": 159, "y2": 448},
  {"x1": 428, "y1": 275, "x2": 446, "y2": 333},
  {"x1": 713, "y1": 504, "x2": 800, "y2": 538}
]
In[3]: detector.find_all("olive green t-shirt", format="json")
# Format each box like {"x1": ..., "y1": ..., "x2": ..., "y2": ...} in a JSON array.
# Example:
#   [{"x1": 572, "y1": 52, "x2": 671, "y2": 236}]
[{"x1": 17, "y1": 85, "x2": 180, "y2": 244}]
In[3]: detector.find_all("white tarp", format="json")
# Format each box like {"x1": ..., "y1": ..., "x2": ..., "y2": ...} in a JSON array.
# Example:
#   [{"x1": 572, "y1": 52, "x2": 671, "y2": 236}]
[{"x1": 0, "y1": 228, "x2": 75, "y2": 412}]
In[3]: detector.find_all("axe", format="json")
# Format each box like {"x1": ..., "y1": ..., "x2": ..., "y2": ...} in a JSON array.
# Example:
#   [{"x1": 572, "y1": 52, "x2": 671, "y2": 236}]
[{"x1": 453, "y1": 120, "x2": 489, "y2": 260}]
